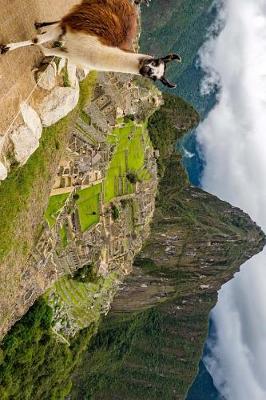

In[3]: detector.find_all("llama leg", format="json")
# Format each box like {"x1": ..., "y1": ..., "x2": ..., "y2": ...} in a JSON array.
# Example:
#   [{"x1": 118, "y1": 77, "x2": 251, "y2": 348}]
[
  {"x1": 35, "y1": 21, "x2": 60, "y2": 31},
  {"x1": 0, "y1": 25, "x2": 62, "y2": 55},
  {"x1": 38, "y1": 44, "x2": 68, "y2": 60}
]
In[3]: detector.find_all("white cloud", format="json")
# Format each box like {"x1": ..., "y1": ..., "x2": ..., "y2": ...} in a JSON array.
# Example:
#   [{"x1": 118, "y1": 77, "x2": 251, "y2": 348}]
[{"x1": 195, "y1": 0, "x2": 266, "y2": 398}]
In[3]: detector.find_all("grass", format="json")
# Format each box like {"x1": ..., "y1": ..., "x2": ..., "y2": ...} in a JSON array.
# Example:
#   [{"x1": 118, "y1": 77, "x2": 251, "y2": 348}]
[
  {"x1": 51, "y1": 271, "x2": 119, "y2": 330},
  {"x1": 45, "y1": 193, "x2": 69, "y2": 227},
  {"x1": 104, "y1": 121, "x2": 151, "y2": 203},
  {"x1": 76, "y1": 183, "x2": 102, "y2": 232},
  {"x1": 74, "y1": 119, "x2": 152, "y2": 232},
  {"x1": 0, "y1": 71, "x2": 97, "y2": 263}
]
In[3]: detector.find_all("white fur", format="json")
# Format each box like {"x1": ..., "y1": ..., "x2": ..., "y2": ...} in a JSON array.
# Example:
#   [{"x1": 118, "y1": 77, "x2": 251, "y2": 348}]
[
  {"x1": 55, "y1": 31, "x2": 150, "y2": 74},
  {"x1": 151, "y1": 63, "x2": 165, "y2": 79},
  {"x1": 4, "y1": 25, "x2": 61, "y2": 51},
  {"x1": 3, "y1": 26, "x2": 152, "y2": 76}
]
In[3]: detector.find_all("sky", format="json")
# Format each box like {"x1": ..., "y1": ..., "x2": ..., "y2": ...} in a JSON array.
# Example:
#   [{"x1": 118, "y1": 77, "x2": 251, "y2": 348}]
[{"x1": 194, "y1": 0, "x2": 266, "y2": 399}]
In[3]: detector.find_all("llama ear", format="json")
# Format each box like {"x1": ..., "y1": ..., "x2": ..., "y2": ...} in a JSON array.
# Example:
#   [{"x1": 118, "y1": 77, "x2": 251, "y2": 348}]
[
  {"x1": 162, "y1": 53, "x2": 182, "y2": 64},
  {"x1": 160, "y1": 76, "x2": 176, "y2": 89}
]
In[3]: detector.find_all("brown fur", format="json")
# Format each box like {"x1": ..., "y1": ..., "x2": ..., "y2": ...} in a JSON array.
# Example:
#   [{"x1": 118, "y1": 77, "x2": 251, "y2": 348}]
[{"x1": 61, "y1": 0, "x2": 138, "y2": 51}]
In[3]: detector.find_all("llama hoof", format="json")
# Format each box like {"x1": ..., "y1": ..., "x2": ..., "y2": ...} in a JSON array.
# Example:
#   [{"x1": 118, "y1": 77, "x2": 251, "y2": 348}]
[
  {"x1": 0, "y1": 44, "x2": 9, "y2": 54},
  {"x1": 34, "y1": 22, "x2": 42, "y2": 30},
  {"x1": 34, "y1": 22, "x2": 46, "y2": 33}
]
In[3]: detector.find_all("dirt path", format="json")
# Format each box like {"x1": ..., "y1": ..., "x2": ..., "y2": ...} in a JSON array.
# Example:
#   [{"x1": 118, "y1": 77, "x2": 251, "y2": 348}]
[{"x1": 0, "y1": 0, "x2": 77, "y2": 136}]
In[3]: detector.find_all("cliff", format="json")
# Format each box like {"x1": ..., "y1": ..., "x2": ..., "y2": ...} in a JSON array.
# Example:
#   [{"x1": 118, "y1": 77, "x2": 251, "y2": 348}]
[{"x1": 69, "y1": 95, "x2": 266, "y2": 400}]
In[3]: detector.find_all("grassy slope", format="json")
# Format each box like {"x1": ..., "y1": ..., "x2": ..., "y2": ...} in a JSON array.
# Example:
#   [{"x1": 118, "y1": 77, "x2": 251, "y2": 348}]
[
  {"x1": 76, "y1": 183, "x2": 102, "y2": 232},
  {"x1": 0, "y1": 72, "x2": 99, "y2": 400},
  {"x1": 140, "y1": 0, "x2": 215, "y2": 114},
  {"x1": 0, "y1": 72, "x2": 97, "y2": 263}
]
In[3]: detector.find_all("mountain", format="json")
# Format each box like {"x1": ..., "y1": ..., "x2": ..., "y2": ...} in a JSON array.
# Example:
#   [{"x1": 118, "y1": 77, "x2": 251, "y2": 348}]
[
  {"x1": 140, "y1": 0, "x2": 216, "y2": 115},
  {"x1": 69, "y1": 96, "x2": 266, "y2": 399}
]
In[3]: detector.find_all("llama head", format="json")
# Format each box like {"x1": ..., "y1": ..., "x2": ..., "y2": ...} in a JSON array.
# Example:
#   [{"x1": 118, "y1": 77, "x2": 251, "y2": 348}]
[{"x1": 139, "y1": 53, "x2": 181, "y2": 88}]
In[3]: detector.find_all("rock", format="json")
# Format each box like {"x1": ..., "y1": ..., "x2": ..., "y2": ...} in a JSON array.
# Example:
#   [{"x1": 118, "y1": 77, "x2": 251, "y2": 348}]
[
  {"x1": 20, "y1": 102, "x2": 42, "y2": 138},
  {"x1": 0, "y1": 162, "x2": 7, "y2": 180},
  {"x1": 66, "y1": 62, "x2": 78, "y2": 87},
  {"x1": 10, "y1": 103, "x2": 42, "y2": 165},
  {"x1": 11, "y1": 126, "x2": 39, "y2": 165},
  {"x1": 38, "y1": 85, "x2": 80, "y2": 127},
  {"x1": 37, "y1": 63, "x2": 57, "y2": 91}
]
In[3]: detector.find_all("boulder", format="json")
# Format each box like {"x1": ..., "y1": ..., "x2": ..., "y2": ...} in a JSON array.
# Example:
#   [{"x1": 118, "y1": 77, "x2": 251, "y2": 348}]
[
  {"x1": 10, "y1": 103, "x2": 42, "y2": 165},
  {"x1": 37, "y1": 63, "x2": 57, "y2": 91},
  {"x1": 0, "y1": 161, "x2": 7, "y2": 181},
  {"x1": 20, "y1": 102, "x2": 42, "y2": 137},
  {"x1": 11, "y1": 126, "x2": 40, "y2": 165},
  {"x1": 38, "y1": 85, "x2": 80, "y2": 127}
]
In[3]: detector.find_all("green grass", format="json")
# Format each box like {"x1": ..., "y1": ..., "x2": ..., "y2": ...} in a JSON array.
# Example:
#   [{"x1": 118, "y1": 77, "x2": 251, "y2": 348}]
[
  {"x1": 45, "y1": 193, "x2": 69, "y2": 227},
  {"x1": 104, "y1": 121, "x2": 151, "y2": 202},
  {"x1": 80, "y1": 110, "x2": 91, "y2": 125},
  {"x1": 52, "y1": 271, "x2": 119, "y2": 330},
  {"x1": 76, "y1": 183, "x2": 102, "y2": 232},
  {"x1": 74, "y1": 120, "x2": 152, "y2": 231}
]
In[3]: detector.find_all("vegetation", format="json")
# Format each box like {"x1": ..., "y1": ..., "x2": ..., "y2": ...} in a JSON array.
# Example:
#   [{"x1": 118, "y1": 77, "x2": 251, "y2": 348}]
[
  {"x1": 140, "y1": 0, "x2": 215, "y2": 113},
  {"x1": 105, "y1": 120, "x2": 151, "y2": 202},
  {"x1": 110, "y1": 203, "x2": 120, "y2": 221},
  {"x1": 76, "y1": 183, "x2": 102, "y2": 232},
  {"x1": 45, "y1": 193, "x2": 69, "y2": 227},
  {"x1": 0, "y1": 71, "x2": 97, "y2": 263},
  {"x1": 75, "y1": 119, "x2": 152, "y2": 229},
  {"x1": 50, "y1": 271, "x2": 119, "y2": 331},
  {"x1": 0, "y1": 298, "x2": 96, "y2": 400},
  {"x1": 73, "y1": 264, "x2": 97, "y2": 283},
  {"x1": 147, "y1": 93, "x2": 199, "y2": 176}
]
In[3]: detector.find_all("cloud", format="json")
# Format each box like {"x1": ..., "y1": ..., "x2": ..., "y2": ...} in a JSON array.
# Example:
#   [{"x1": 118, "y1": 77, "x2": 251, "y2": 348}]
[{"x1": 194, "y1": 0, "x2": 266, "y2": 398}]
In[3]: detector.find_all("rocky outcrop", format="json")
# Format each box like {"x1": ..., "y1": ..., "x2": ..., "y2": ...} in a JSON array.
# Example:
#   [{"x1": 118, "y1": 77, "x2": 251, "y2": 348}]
[
  {"x1": 10, "y1": 103, "x2": 43, "y2": 165},
  {"x1": 38, "y1": 85, "x2": 80, "y2": 127},
  {"x1": 0, "y1": 60, "x2": 85, "y2": 179},
  {"x1": 37, "y1": 62, "x2": 57, "y2": 91}
]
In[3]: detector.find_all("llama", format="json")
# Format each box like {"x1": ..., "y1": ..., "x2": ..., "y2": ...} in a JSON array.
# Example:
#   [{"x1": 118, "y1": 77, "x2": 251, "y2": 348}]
[{"x1": 0, "y1": 0, "x2": 181, "y2": 88}]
